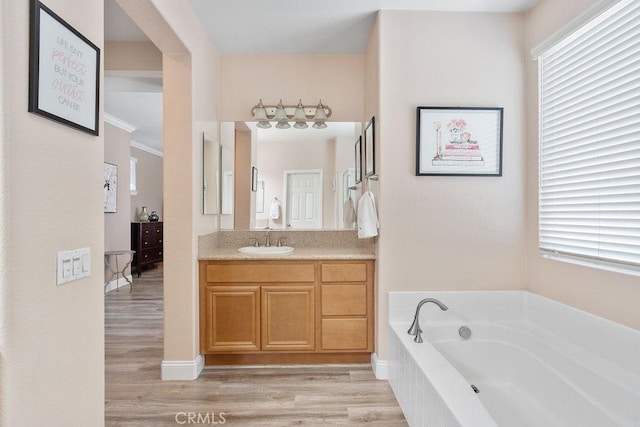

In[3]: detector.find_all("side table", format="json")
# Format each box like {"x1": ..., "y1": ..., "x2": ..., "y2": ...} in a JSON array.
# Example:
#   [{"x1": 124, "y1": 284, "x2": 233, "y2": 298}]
[{"x1": 104, "y1": 250, "x2": 135, "y2": 293}]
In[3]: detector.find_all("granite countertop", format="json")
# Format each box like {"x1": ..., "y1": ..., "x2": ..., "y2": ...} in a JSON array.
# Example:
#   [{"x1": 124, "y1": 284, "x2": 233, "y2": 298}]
[{"x1": 198, "y1": 230, "x2": 376, "y2": 261}]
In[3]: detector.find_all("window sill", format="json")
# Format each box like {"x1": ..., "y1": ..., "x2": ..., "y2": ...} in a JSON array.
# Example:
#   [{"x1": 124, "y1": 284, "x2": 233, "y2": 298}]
[{"x1": 540, "y1": 252, "x2": 640, "y2": 277}]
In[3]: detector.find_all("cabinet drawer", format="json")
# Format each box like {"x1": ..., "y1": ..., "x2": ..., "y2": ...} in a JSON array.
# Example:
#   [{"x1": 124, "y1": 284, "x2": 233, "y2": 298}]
[
  {"x1": 206, "y1": 263, "x2": 315, "y2": 283},
  {"x1": 321, "y1": 284, "x2": 367, "y2": 316},
  {"x1": 321, "y1": 263, "x2": 367, "y2": 282},
  {"x1": 141, "y1": 223, "x2": 163, "y2": 235},
  {"x1": 321, "y1": 318, "x2": 368, "y2": 350}
]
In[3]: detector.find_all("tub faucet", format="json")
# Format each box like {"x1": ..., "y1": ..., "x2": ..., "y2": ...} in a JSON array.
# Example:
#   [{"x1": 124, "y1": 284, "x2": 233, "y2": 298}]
[{"x1": 407, "y1": 298, "x2": 448, "y2": 343}]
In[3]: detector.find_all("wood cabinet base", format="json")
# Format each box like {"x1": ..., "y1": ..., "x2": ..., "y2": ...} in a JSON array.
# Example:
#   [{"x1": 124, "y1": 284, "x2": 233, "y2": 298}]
[{"x1": 204, "y1": 352, "x2": 371, "y2": 366}]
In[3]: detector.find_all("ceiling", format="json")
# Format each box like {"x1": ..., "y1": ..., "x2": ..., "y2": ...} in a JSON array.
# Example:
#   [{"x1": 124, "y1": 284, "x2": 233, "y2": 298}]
[{"x1": 104, "y1": 0, "x2": 539, "y2": 152}]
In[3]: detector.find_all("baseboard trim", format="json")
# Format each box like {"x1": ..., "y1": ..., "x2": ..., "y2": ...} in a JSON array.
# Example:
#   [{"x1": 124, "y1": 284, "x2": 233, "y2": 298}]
[
  {"x1": 371, "y1": 352, "x2": 389, "y2": 380},
  {"x1": 104, "y1": 274, "x2": 133, "y2": 293},
  {"x1": 161, "y1": 355, "x2": 204, "y2": 380}
]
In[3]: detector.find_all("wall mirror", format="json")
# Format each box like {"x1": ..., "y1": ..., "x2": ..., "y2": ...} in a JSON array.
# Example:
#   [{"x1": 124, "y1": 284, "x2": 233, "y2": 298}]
[
  {"x1": 202, "y1": 132, "x2": 221, "y2": 215},
  {"x1": 220, "y1": 121, "x2": 362, "y2": 230}
]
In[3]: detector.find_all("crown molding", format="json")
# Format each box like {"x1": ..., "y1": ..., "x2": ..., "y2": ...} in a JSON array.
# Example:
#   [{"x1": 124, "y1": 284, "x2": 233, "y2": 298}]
[
  {"x1": 130, "y1": 140, "x2": 164, "y2": 157},
  {"x1": 104, "y1": 113, "x2": 137, "y2": 133}
]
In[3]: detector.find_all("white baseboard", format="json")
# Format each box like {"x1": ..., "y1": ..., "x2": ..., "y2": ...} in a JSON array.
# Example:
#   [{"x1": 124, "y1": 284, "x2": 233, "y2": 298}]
[
  {"x1": 161, "y1": 355, "x2": 204, "y2": 380},
  {"x1": 371, "y1": 352, "x2": 389, "y2": 380},
  {"x1": 104, "y1": 274, "x2": 134, "y2": 293}
]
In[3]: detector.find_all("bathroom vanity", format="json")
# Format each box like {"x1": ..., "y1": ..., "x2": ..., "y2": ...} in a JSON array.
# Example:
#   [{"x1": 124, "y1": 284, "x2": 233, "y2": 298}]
[{"x1": 198, "y1": 230, "x2": 375, "y2": 365}]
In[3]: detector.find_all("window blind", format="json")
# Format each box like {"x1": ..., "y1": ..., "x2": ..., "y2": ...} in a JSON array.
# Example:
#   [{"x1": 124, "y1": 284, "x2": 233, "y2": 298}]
[
  {"x1": 130, "y1": 157, "x2": 138, "y2": 195},
  {"x1": 538, "y1": 0, "x2": 640, "y2": 270}
]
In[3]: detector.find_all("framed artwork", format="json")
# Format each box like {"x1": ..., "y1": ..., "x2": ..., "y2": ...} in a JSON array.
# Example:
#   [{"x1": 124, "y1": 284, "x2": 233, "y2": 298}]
[
  {"x1": 364, "y1": 116, "x2": 376, "y2": 177},
  {"x1": 355, "y1": 136, "x2": 362, "y2": 184},
  {"x1": 28, "y1": 0, "x2": 100, "y2": 135},
  {"x1": 416, "y1": 107, "x2": 503, "y2": 177},
  {"x1": 251, "y1": 166, "x2": 258, "y2": 192},
  {"x1": 104, "y1": 163, "x2": 117, "y2": 213}
]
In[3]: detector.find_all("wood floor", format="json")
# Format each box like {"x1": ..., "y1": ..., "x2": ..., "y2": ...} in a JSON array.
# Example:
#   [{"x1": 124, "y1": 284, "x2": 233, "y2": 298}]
[{"x1": 105, "y1": 268, "x2": 407, "y2": 426}]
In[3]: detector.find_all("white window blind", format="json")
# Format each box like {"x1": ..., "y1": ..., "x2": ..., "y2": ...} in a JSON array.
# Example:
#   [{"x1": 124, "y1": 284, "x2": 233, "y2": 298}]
[
  {"x1": 130, "y1": 157, "x2": 138, "y2": 195},
  {"x1": 538, "y1": 0, "x2": 640, "y2": 271}
]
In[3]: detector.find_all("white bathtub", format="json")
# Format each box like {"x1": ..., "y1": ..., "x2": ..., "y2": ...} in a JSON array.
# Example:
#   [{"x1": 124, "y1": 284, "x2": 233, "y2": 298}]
[{"x1": 387, "y1": 291, "x2": 640, "y2": 427}]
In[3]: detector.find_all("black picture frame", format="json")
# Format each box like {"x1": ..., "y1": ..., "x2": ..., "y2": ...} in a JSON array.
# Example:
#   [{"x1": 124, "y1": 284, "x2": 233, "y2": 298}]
[
  {"x1": 364, "y1": 116, "x2": 376, "y2": 177},
  {"x1": 251, "y1": 166, "x2": 258, "y2": 192},
  {"x1": 416, "y1": 106, "x2": 503, "y2": 177},
  {"x1": 355, "y1": 136, "x2": 362, "y2": 184},
  {"x1": 29, "y1": 0, "x2": 100, "y2": 135}
]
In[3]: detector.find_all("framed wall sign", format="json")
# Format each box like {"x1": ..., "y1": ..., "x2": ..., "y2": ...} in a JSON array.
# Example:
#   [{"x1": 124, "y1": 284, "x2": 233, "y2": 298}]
[
  {"x1": 364, "y1": 116, "x2": 376, "y2": 177},
  {"x1": 416, "y1": 107, "x2": 503, "y2": 177},
  {"x1": 355, "y1": 136, "x2": 362, "y2": 184},
  {"x1": 29, "y1": 0, "x2": 100, "y2": 135},
  {"x1": 104, "y1": 163, "x2": 117, "y2": 213}
]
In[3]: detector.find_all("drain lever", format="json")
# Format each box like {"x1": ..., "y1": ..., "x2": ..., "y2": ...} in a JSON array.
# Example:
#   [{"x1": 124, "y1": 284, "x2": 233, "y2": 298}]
[{"x1": 471, "y1": 384, "x2": 480, "y2": 394}]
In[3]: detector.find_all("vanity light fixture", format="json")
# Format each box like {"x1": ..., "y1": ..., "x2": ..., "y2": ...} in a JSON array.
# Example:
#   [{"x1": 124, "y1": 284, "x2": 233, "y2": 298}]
[{"x1": 251, "y1": 99, "x2": 332, "y2": 129}]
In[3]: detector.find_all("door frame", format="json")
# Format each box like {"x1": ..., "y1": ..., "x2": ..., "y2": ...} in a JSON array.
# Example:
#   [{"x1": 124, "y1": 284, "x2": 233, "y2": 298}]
[{"x1": 283, "y1": 169, "x2": 323, "y2": 229}]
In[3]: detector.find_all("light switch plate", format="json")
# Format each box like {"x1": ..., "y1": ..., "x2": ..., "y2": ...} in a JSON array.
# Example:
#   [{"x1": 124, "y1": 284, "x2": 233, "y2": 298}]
[{"x1": 57, "y1": 247, "x2": 91, "y2": 285}]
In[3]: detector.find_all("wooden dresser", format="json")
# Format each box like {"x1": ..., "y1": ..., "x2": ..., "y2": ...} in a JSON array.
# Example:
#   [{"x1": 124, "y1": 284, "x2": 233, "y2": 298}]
[
  {"x1": 131, "y1": 222, "x2": 163, "y2": 277},
  {"x1": 199, "y1": 259, "x2": 374, "y2": 365}
]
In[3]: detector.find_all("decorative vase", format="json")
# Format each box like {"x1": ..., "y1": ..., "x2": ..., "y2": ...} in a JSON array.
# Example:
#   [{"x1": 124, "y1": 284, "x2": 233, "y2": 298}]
[
  {"x1": 148, "y1": 211, "x2": 159, "y2": 222},
  {"x1": 138, "y1": 206, "x2": 149, "y2": 222}
]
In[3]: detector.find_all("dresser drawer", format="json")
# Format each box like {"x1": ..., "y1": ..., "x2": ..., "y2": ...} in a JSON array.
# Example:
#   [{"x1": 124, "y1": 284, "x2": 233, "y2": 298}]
[
  {"x1": 141, "y1": 234, "x2": 163, "y2": 248},
  {"x1": 140, "y1": 248, "x2": 163, "y2": 263},
  {"x1": 141, "y1": 223, "x2": 163, "y2": 235}
]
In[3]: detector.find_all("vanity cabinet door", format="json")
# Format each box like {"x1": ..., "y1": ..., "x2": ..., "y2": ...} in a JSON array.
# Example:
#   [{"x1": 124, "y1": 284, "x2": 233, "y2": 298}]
[
  {"x1": 261, "y1": 285, "x2": 315, "y2": 351},
  {"x1": 201, "y1": 286, "x2": 260, "y2": 353}
]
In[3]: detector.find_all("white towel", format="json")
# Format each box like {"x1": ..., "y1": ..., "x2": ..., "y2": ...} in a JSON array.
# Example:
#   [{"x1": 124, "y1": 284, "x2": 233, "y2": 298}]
[
  {"x1": 343, "y1": 196, "x2": 356, "y2": 228},
  {"x1": 269, "y1": 199, "x2": 281, "y2": 219},
  {"x1": 357, "y1": 191, "x2": 379, "y2": 239}
]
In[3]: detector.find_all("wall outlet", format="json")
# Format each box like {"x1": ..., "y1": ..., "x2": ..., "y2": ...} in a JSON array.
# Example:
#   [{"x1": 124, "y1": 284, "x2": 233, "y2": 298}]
[{"x1": 57, "y1": 247, "x2": 91, "y2": 285}]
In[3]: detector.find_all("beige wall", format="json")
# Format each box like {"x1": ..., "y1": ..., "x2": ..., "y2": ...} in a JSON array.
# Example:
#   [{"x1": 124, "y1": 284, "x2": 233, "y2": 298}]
[
  {"x1": 375, "y1": 11, "x2": 527, "y2": 359},
  {"x1": 105, "y1": 41, "x2": 162, "y2": 71},
  {"x1": 220, "y1": 55, "x2": 364, "y2": 122},
  {"x1": 525, "y1": 0, "x2": 640, "y2": 331},
  {"x1": 0, "y1": 0, "x2": 105, "y2": 425},
  {"x1": 115, "y1": 0, "x2": 220, "y2": 364},
  {"x1": 131, "y1": 146, "x2": 163, "y2": 222}
]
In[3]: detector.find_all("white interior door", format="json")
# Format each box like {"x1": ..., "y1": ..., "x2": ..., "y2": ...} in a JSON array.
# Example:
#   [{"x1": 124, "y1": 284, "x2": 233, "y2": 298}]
[{"x1": 286, "y1": 171, "x2": 322, "y2": 229}]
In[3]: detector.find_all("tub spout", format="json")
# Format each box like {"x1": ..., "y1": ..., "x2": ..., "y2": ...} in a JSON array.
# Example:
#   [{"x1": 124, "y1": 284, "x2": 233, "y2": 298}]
[{"x1": 407, "y1": 298, "x2": 448, "y2": 343}]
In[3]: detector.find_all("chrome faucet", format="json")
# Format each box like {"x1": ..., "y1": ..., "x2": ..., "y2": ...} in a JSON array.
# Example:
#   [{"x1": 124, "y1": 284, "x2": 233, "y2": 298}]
[{"x1": 407, "y1": 298, "x2": 448, "y2": 343}]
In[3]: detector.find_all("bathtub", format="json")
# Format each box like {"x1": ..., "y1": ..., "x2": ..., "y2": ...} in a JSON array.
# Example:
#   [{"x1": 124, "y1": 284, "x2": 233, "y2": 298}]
[{"x1": 386, "y1": 291, "x2": 640, "y2": 427}]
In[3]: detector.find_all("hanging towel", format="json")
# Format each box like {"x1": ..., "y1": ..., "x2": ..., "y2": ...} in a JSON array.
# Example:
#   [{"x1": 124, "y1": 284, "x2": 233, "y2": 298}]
[
  {"x1": 270, "y1": 198, "x2": 281, "y2": 219},
  {"x1": 343, "y1": 196, "x2": 356, "y2": 228},
  {"x1": 357, "y1": 191, "x2": 379, "y2": 239}
]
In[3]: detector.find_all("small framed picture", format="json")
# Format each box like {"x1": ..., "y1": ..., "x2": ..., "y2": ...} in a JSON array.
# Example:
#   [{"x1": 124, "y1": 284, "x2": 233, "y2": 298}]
[
  {"x1": 28, "y1": 0, "x2": 100, "y2": 135},
  {"x1": 364, "y1": 116, "x2": 375, "y2": 177},
  {"x1": 416, "y1": 107, "x2": 503, "y2": 177},
  {"x1": 104, "y1": 163, "x2": 117, "y2": 213}
]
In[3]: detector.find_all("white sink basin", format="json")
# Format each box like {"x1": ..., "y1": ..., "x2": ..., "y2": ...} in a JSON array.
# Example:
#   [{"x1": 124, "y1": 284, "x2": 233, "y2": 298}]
[{"x1": 237, "y1": 246, "x2": 294, "y2": 255}]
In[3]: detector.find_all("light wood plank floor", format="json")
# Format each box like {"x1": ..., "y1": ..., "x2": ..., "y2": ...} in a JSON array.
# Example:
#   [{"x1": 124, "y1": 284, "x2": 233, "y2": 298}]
[{"x1": 105, "y1": 268, "x2": 407, "y2": 426}]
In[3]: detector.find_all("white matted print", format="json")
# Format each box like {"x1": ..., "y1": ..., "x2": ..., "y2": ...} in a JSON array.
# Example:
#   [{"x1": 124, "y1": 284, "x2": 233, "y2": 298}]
[{"x1": 416, "y1": 107, "x2": 503, "y2": 176}]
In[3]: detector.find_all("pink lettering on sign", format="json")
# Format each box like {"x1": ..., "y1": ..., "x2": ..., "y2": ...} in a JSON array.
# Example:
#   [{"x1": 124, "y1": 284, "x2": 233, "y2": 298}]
[
  {"x1": 51, "y1": 48, "x2": 87, "y2": 75},
  {"x1": 51, "y1": 79, "x2": 86, "y2": 103}
]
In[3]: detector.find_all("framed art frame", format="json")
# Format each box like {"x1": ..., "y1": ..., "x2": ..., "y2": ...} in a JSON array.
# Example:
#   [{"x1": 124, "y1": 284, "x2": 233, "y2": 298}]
[
  {"x1": 364, "y1": 116, "x2": 376, "y2": 177},
  {"x1": 104, "y1": 163, "x2": 117, "y2": 213},
  {"x1": 251, "y1": 166, "x2": 258, "y2": 192},
  {"x1": 416, "y1": 106, "x2": 503, "y2": 177},
  {"x1": 29, "y1": 0, "x2": 100, "y2": 135},
  {"x1": 355, "y1": 136, "x2": 362, "y2": 184}
]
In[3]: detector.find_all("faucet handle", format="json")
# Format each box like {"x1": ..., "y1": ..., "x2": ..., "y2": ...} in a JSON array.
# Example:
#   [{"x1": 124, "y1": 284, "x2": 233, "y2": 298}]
[
  {"x1": 277, "y1": 237, "x2": 287, "y2": 247},
  {"x1": 249, "y1": 237, "x2": 259, "y2": 247}
]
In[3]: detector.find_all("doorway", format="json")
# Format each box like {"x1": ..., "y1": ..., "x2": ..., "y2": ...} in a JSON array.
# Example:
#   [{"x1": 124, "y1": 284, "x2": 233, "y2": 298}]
[{"x1": 284, "y1": 170, "x2": 323, "y2": 229}]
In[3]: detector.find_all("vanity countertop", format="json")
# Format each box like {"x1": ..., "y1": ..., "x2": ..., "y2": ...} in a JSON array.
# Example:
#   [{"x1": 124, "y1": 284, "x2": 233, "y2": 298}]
[{"x1": 198, "y1": 230, "x2": 376, "y2": 261}]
